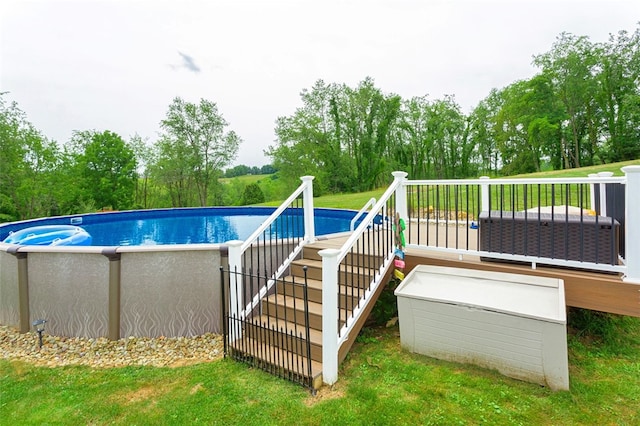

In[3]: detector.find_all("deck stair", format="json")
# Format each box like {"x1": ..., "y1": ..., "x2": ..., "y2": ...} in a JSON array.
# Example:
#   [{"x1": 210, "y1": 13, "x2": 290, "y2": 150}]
[{"x1": 225, "y1": 237, "x2": 384, "y2": 391}]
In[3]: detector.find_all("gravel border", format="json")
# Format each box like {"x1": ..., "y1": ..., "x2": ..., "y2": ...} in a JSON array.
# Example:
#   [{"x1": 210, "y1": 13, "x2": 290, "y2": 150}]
[{"x1": 0, "y1": 325, "x2": 224, "y2": 368}]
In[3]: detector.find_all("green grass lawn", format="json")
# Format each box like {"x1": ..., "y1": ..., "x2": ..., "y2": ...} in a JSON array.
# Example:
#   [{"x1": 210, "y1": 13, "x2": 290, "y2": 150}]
[
  {"x1": 2, "y1": 319, "x2": 639, "y2": 425},
  {"x1": 260, "y1": 188, "x2": 386, "y2": 210}
]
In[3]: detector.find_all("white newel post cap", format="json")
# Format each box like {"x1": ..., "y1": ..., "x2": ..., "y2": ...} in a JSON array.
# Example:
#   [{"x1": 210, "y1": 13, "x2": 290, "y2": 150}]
[{"x1": 392, "y1": 171, "x2": 408, "y2": 180}]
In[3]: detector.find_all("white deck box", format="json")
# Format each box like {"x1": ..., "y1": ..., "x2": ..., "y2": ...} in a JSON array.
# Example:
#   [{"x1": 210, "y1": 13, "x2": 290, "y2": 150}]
[{"x1": 395, "y1": 265, "x2": 569, "y2": 390}]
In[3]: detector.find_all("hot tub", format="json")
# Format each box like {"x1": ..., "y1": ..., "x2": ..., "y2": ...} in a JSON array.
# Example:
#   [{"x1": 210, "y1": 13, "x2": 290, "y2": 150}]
[{"x1": 395, "y1": 265, "x2": 569, "y2": 390}]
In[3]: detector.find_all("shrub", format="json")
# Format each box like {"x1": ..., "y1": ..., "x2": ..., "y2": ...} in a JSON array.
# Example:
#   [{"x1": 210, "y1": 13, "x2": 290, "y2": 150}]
[{"x1": 241, "y1": 183, "x2": 265, "y2": 205}]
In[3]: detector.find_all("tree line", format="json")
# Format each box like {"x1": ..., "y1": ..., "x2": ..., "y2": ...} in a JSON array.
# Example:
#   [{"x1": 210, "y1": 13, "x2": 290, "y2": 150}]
[
  {"x1": 0, "y1": 96, "x2": 245, "y2": 222},
  {"x1": 1, "y1": 26, "x2": 638, "y2": 222},
  {"x1": 268, "y1": 26, "x2": 640, "y2": 194}
]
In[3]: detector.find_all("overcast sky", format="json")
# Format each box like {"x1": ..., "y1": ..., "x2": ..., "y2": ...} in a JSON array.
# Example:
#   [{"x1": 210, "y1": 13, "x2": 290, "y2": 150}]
[{"x1": 1, "y1": 1, "x2": 639, "y2": 167}]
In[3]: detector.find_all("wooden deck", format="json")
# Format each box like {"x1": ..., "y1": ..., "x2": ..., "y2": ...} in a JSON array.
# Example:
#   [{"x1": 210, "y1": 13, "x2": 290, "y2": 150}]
[{"x1": 319, "y1": 223, "x2": 640, "y2": 318}]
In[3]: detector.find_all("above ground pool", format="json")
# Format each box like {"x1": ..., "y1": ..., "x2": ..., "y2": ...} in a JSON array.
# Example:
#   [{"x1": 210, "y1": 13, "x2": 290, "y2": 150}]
[
  {"x1": 0, "y1": 206, "x2": 362, "y2": 339},
  {"x1": 0, "y1": 207, "x2": 359, "y2": 246}
]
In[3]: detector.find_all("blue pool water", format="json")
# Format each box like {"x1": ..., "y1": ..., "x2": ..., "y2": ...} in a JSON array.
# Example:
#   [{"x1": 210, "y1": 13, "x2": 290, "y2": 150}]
[{"x1": 0, "y1": 207, "x2": 359, "y2": 246}]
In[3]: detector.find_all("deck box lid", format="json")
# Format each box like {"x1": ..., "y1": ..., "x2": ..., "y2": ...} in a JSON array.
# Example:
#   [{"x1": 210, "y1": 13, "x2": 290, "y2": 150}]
[{"x1": 394, "y1": 265, "x2": 566, "y2": 324}]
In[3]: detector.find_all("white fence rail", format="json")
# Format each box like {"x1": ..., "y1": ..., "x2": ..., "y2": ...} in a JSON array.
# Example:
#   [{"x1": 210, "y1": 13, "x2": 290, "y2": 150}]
[
  {"x1": 226, "y1": 176, "x2": 315, "y2": 326},
  {"x1": 401, "y1": 166, "x2": 640, "y2": 283}
]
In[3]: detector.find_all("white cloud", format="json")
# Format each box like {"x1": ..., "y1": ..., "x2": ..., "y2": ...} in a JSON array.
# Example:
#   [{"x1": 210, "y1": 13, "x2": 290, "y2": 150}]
[{"x1": 1, "y1": 0, "x2": 638, "y2": 166}]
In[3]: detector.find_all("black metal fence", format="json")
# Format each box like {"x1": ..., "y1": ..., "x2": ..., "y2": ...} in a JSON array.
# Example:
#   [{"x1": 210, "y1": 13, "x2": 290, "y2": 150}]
[
  {"x1": 220, "y1": 266, "x2": 316, "y2": 391},
  {"x1": 336, "y1": 192, "x2": 397, "y2": 338}
]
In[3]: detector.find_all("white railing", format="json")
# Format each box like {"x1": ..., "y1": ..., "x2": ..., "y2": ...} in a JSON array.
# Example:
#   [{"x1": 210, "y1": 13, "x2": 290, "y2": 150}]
[
  {"x1": 350, "y1": 197, "x2": 376, "y2": 231},
  {"x1": 226, "y1": 176, "x2": 315, "y2": 326},
  {"x1": 320, "y1": 171, "x2": 407, "y2": 385},
  {"x1": 402, "y1": 165, "x2": 640, "y2": 283}
]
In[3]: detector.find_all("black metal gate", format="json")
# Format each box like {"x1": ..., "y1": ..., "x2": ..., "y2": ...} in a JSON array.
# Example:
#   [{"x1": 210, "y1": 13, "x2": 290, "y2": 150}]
[{"x1": 219, "y1": 267, "x2": 316, "y2": 391}]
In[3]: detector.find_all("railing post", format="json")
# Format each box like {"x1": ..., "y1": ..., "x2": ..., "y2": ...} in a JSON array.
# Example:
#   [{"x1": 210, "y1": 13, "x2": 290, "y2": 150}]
[
  {"x1": 301, "y1": 176, "x2": 315, "y2": 243},
  {"x1": 320, "y1": 248, "x2": 339, "y2": 385},
  {"x1": 622, "y1": 166, "x2": 640, "y2": 284},
  {"x1": 598, "y1": 171, "x2": 614, "y2": 216},
  {"x1": 226, "y1": 240, "x2": 244, "y2": 339},
  {"x1": 588, "y1": 173, "x2": 599, "y2": 213},
  {"x1": 480, "y1": 176, "x2": 490, "y2": 212},
  {"x1": 392, "y1": 171, "x2": 409, "y2": 221}
]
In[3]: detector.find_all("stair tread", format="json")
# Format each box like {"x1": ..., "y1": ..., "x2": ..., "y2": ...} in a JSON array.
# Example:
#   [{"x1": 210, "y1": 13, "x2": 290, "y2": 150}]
[
  {"x1": 279, "y1": 275, "x2": 367, "y2": 297},
  {"x1": 305, "y1": 239, "x2": 347, "y2": 251},
  {"x1": 279, "y1": 276, "x2": 323, "y2": 288},
  {"x1": 251, "y1": 314, "x2": 323, "y2": 345},
  {"x1": 292, "y1": 258, "x2": 323, "y2": 268},
  {"x1": 264, "y1": 294, "x2": 323, "y2": 315},
  {"x1": 305, "y1": 234, "x2": 388, "y2": 254},
  {"x1": 263, "y1": 294, "x2": 351, "y2": 328},
  {"x1": 292, "y1": 258, "x2": 378, "y2": 274}
]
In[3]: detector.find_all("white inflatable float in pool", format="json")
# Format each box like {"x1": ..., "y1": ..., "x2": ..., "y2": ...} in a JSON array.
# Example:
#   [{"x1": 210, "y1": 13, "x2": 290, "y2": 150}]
[{"x1": 2, "y1": 225, "x2": 92, "y2": 246}]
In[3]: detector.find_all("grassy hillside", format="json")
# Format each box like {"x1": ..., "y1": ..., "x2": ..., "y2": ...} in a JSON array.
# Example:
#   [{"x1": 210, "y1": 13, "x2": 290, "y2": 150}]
[
  {"x1": 514, "y1": 159, "x2": 640, "y2": 178},
  {"x1": 260, "y1": 188, "x2": 386, "y2": 210},
  {"x1": 258, "y1": 159, "x2": 640, "y2": 210},
  {"x1": 219, "y1": 174, "x2": 270, "y2": 185}
]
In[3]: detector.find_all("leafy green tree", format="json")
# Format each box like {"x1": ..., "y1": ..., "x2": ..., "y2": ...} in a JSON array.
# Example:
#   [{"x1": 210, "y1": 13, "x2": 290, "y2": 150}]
[
  {"x1": 534, "y1": 33, "x2": 599, "y2": 168},
  {"x1": 394, "y1": 96, "x2": 436, "y2": 179},
  {"x1": 129, "y1": 134, "x2": 157, "y2": 209},
  {"x1": 339, "y1": 78, "x2": 402, "y2": 190},
  {"x1": 491, "y1": 75, "x2": 565, "y2": 175},
  {"x1": 0, "y1": 95, "x2": 61, "y2": 221},
  {"x1": 157, "y1": 97, "x2": 241, "y2": 206},
  {"x1": 67, "y1": 130, "x2": 138, "y2": 210},
  {"x1": 594, "y1": 27, "x2": 640, "y2": 162},
  {"x1": 269, "y1": 78, "x2": 401, "y2": 192},
  {"x1": 149, "y1": 134, "x2": 197, "y2": 207},
  {"x1": 268, "y1": 80, "x2": 349, "y2": 194},
  {"x1": 428, "y1": 96, "x2": 471, "y2": 178},
  {"x1": 468, "y1": 91, "x2": 502, "y2": 175}
]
